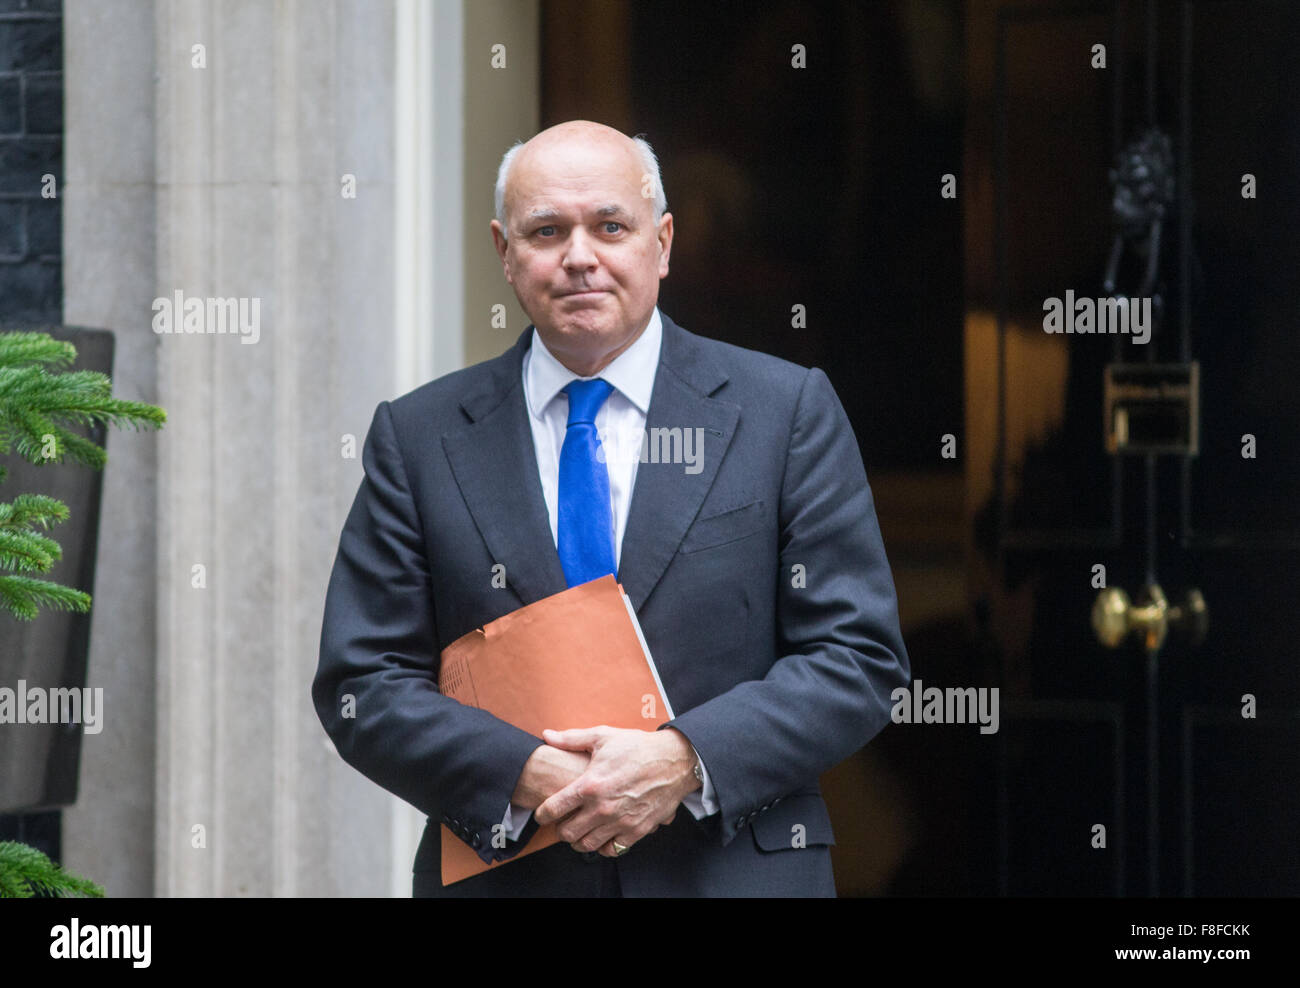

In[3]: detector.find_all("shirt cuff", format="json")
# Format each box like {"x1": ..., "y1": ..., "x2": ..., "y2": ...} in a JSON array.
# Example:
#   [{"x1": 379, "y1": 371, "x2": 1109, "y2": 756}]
[
  {"x1": 681, "y1": 748, "x2": 719, "y2": 819},
  {"x1": 503, "y1": 801, "x2": 532, "y2": 841}
]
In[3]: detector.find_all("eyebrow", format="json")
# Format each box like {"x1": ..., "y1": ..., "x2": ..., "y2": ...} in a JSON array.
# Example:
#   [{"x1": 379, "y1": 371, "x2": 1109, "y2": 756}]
[
  {"x1": 520, "y1": 204, "x2": 636, "y2": 225},
  {"x1": 522, "y1": 207, "x2": 562, "y2": 224}
]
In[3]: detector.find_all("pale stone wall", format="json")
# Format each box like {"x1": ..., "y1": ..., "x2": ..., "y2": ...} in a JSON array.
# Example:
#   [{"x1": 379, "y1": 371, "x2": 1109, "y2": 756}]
[{"x1": 61, "y1": 0, "x2": 538, "y2": 897}]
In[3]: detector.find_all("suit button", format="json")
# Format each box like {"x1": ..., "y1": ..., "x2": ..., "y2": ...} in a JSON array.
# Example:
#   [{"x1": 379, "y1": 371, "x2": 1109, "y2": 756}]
[
  {"x1": 736, "y1": 817, "x2": 746, "y2": 828},
  {"x1": 471, "y1": 833, "x2": 482, "y2": 848}
]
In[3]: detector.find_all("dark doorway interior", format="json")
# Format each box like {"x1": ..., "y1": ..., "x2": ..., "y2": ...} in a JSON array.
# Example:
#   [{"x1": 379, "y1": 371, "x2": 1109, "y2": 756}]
[{"x1": 543, "y1": 0, "x2": 967, "y2": 895}]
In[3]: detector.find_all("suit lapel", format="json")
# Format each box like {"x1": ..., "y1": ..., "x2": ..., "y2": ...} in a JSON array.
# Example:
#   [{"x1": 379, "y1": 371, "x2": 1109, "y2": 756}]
[
  {"x1": 618, "y1": 315, "x2": 739, "y2": 611},
  {"x1": 441, "y1": 329, "x2": 568, "y2": 606},
  {"x1": 442, "y1": 316, "x2": 739, "y2": 612}
]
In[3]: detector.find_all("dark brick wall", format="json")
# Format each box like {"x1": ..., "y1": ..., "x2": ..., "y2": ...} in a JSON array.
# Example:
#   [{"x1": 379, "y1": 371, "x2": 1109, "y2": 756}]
[
  {"x1": 0, "y1": 0, "x2": 60, "y2": 866},
  {"x1": 0, "y1": 0, "x2": 61, "y2": 325}
]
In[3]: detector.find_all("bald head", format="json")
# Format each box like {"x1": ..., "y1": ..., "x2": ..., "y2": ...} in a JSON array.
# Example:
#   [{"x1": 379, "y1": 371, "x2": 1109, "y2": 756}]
[
  {"x1": 487, "y1": 119, "x2": 674, "y2": 377},
  {"x1": 495, "y1": 121, "x2": 667, "y2": 236}
]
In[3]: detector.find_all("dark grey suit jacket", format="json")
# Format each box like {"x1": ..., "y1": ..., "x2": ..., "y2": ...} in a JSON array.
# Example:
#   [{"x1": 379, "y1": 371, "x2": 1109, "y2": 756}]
[{"x1": 313, "y1": 312, "x2": 909, "y2": 896}]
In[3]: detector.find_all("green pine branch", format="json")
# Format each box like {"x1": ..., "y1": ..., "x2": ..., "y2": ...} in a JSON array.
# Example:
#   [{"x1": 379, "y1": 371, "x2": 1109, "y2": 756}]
[
  {"x1": 0, "y1": 330, "x2": 166, "y2": 621},
  {"x1": 0, "y1": 841, "x2": 105, "y2": 898},
  {"x1": 0, "y1": 330, "x2": 77, "y2": 371},
  {"x1": 0, "y1": 364, "x2": 165, "y2": 468},
  {"x1": 0, "y1": 527, "x2": 62, "y2": 571},
  {"x1": 0, "y1": 492, "x2": 69, "y2": 528},
  {"x1": 0, "y1": 575, "x2": 91, "y2": 621}
]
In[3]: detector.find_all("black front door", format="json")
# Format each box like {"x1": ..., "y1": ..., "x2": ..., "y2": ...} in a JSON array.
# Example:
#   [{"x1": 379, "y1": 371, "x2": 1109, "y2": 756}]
[{"x1": 974, "y1": 0, "x2": 1299, "y2": 896}]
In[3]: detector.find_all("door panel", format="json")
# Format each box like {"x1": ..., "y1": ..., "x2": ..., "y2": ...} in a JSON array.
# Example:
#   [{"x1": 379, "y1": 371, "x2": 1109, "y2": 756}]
[{"x1": 967, "y1": 0, "x2": 1300, "y2": 895}]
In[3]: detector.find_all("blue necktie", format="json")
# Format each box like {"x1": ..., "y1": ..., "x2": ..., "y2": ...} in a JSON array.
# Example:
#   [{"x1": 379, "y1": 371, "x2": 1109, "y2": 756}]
[{"x1": 557, "y1": 378, "x2": 616, "y2": 587}]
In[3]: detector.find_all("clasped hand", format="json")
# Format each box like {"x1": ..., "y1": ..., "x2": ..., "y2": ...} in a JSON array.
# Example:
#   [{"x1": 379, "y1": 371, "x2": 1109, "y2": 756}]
[{"x1": 511, "y1": 725, "x2": 699, "y2": 858}]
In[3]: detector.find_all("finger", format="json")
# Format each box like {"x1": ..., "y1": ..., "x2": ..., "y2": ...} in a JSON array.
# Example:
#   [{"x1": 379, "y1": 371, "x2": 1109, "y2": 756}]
[
  {"x1": 555, "y1": 806, "x2": 604, "y2": 845},
  {"x1": 599, "y1": 831, "x2": 648, "y2": 858},
  {"x1": 598, "y1": 836, "x2": 632, "y2": 858},
  {"x1": 542, "y1": 726, "x2": 607, "y2": 750},
  {"x1": 571, "y1": 820, "x2": 622, "y2": 854},
  {"x1": 597, "y1": 811, "x2": 668, "y2": 856},
  {"x1": 534, "y1": 781, "x2": 585, "y2": 826},
  {"x1": 553, "y1": 796, "x2": 633, "y2": 847}
]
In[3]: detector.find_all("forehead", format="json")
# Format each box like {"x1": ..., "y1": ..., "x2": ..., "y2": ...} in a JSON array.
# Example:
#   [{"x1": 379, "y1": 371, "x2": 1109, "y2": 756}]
[{"x1": 508, "y1": 138, "x2": 648, "y2": 217}]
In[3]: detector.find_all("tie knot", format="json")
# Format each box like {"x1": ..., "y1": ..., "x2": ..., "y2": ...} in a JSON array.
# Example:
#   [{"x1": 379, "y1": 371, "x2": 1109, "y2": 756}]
[{"x1": 563, "y1": 378, "x2": 614, "y2": 426}]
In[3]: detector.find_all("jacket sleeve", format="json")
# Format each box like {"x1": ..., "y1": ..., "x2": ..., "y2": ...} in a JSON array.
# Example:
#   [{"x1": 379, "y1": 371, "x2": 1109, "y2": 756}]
[
  {"x1": 312, "y1": 400, "x2": 543, "y2": 864},
  {"x1": 662, "y1": 367, "x2": 911, "y2": 846}
]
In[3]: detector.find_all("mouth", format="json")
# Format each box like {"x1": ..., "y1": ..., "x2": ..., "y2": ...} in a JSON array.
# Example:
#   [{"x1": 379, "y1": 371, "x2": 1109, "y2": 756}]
[{"x1": 556, "y1": 289, "x2": 609, "y2": 301}]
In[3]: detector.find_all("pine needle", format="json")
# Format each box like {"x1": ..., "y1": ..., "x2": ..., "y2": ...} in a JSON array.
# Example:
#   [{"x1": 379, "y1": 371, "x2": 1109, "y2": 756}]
[
  {"x1": 0, "y1": 330, "x2": 166, "y2": 621},
  {"x1": 0, "y1": 841, "x2": 105, "y2": 898}
]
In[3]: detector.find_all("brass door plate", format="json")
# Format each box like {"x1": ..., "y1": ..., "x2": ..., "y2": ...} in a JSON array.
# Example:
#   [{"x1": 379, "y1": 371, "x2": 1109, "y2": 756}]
[{"x1": 1104, "y1": 362, "x2": 1199, "y2": 456}]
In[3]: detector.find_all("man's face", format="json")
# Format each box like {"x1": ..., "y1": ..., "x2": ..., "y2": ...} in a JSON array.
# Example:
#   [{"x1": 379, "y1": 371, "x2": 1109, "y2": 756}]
[{"x1": 491, "y1": 126, "x2": 673, "y2": 376}]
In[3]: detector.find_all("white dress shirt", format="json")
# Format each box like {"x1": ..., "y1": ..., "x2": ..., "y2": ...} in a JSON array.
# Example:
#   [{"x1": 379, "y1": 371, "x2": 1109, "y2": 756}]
[{"x1": 501, "y1": 307, "x2": 719, "y2": 841}]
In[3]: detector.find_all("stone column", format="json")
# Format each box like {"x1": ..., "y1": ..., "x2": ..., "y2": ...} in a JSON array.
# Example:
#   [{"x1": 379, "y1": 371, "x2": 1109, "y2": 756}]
[
  {"x1": 149, "y1": 0, "x2": 415, "y2": 897},
  {"x1": 61, "y1": 0, "x2": 159, "y2": 899},
  {"x1": 62, "y1": 0, "x2": 539, "y2": 897}
]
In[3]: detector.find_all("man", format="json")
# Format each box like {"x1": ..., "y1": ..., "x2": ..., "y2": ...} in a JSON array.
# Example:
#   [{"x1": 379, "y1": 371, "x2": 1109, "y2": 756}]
[{"x1": 313, "y1": 120, "x2": 909, "y2": 897}]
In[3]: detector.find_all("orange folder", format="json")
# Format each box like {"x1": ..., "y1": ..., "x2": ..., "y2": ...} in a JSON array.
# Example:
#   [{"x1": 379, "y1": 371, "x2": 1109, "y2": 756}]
[{"x1": 436, "y1": 575, "x2": 675, "y2": 886}]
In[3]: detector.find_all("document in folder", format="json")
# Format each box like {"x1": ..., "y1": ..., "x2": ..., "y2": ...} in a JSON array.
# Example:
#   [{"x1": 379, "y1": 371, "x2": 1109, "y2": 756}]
[{"x1": 436, "y1": 575, "x2": 674, "y2": 886}]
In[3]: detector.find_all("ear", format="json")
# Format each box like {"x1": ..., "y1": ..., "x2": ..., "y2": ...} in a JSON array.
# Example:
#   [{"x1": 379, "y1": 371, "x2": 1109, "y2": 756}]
[
  {"x1": 490, "y1": 219, "x2": 514, "y2": 284},
  {"x1": 656, "y1": 212, "x2": 674, "y2": 279}
]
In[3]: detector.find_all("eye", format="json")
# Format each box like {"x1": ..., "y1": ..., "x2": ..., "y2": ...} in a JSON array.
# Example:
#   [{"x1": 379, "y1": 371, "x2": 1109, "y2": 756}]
[
  {"x1": 536, "y1": 225, "x2": 557, "y2": 237},
  {"x1": 602, "y1": 221, "x2": 623, "y2": 234}
]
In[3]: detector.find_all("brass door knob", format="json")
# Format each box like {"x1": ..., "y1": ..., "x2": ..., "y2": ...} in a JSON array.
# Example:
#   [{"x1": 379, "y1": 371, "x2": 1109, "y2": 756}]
[{"x1": 1092, "y1": 584, "x2": 1208, "y2": 652}]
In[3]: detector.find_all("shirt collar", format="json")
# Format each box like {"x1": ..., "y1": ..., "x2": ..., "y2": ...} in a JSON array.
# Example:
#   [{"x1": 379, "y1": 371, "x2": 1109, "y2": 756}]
[{"x1": 525, "y1": 307, "x2": 662, "y2": 418}]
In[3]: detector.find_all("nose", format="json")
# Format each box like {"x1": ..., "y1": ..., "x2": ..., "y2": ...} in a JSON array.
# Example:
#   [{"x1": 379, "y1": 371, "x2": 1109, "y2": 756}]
[{"x1": 562, "y1": 227, "x2": 598, "y2": 272}]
